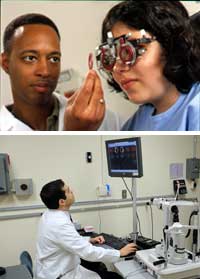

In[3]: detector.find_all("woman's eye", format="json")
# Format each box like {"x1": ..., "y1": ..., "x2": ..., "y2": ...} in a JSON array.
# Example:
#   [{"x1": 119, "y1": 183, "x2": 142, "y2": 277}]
[
  {"x1": 50, "y1": 57, "x2": 60, "y2": 63},
  {"x1": 138, "y1": 47, "x2": 146, "y2": 56},
  {"x1": 23, "y1": 56, "x2": 37, "y2": 62}
]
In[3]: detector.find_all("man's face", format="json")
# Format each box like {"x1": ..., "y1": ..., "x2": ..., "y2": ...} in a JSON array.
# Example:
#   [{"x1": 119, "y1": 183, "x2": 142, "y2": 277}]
[
  {"x1": 61, "y1": 185, "x2": 75, "y2": 209},
  {"x1": 2, "y1": 24, "x2": 61, "y2": 106}
]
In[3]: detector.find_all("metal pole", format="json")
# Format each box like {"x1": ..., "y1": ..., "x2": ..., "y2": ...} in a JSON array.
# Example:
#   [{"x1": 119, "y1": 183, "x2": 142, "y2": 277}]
[
  {"x1": 193, "y1": 135, "x2": 197, "y2": 158},
  {"x1": 197, "y1": 209, "x2": 200, "y2": 254},
  {"x1": 132, "y1": 177, "x2": 138, "y2": 243}
]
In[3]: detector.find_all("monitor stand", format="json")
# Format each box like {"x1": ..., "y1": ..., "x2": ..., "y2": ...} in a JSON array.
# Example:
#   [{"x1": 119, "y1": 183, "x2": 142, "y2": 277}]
[{"x1": 132, "y1": 177, "x2": 138, "y2": 243}]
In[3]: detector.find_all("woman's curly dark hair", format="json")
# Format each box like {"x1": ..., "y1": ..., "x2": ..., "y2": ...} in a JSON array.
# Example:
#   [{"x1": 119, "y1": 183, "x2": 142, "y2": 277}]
[{"x1": 101, "y1": 1, "x2": 200, "y2": 94}]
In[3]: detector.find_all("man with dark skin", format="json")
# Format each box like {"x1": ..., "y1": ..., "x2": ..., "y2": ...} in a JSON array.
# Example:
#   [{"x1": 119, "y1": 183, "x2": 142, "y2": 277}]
[{"x1": 0, "y1": 14, "x2": 120, "y2": 131}]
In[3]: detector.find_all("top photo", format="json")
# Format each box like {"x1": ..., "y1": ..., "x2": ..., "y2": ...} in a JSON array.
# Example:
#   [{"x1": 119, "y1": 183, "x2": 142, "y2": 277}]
[{"x1": 0, "y1": 1, "x2": 200, "y2": 131}]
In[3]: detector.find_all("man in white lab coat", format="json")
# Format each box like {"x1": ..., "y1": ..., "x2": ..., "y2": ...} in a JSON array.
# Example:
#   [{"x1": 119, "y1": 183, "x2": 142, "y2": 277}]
[
  {"x1": 35, "y1": 179, "x2": 137, "y2": 279},
  {"x1": 0, "y1": 13, "x2": 122, "y2": 131}
]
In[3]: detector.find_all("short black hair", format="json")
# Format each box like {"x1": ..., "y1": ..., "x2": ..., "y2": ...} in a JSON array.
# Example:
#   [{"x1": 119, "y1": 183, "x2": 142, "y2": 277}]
[
  {"x1": 40, "y1": 179, "x2": 66, "y2": 209},
  {"x1": 102, "y1": 1, "x2": 199, "y2": 93},
  {"x1": 3, "y1": 13, "x2": 61, "y2": 53}
]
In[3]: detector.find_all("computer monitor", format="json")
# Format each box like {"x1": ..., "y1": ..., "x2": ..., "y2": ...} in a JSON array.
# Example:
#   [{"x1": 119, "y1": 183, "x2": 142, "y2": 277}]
[{"x1": 105, "y1": 137, "x2": 143, "y2": 178}]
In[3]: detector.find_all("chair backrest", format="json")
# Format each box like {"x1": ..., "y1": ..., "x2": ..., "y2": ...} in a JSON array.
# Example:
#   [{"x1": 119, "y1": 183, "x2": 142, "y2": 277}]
[{"x1": 20, "y1": 251, "x2": 33, "y2": 278}]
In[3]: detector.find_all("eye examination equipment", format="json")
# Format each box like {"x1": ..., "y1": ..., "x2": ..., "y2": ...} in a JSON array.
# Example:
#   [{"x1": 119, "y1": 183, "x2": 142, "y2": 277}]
[
  {"x1": 134, "y1": 199, "x2": 200, "y2": 279},
  {"x1": 95, "y1": 29, "x2": 155, "y2": 78},
  {"x1": 105, "y1": 138, "x2": 200, "y2": 278}
]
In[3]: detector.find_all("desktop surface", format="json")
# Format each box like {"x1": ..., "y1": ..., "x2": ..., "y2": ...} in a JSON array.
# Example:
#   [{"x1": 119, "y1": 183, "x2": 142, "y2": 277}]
[{"x1": 114, "y1": 259, "x2": 154, "y2": 279}]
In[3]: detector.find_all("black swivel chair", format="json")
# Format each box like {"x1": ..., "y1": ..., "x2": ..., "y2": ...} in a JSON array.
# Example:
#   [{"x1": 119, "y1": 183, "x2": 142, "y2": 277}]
[{"x1": 20, "y1": 251, "x2": 33, "y2": 278}]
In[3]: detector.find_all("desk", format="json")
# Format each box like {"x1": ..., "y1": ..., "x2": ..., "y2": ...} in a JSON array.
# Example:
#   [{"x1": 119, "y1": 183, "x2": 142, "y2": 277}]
[
  {"x1": 0, "y1": 265, "x2": 32, "y2": 279},
  {"x1": 114, "y1": 259, "x2": 154, "y2": 279}
]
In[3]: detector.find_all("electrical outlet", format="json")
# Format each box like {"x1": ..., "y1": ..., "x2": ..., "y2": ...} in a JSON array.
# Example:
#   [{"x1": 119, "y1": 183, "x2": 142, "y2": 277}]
[
  {"x1": 97, "y1": 186, "x2": 107, "y2": 197},
  {"x1": 97, "y1": 185, "x2": 111, "y2": 197},
  {"x1": 86, "y1": 152, "x2": 92, "y2": 163},
  {"x1": 122, "y1": 189, "x2": 127, "y2": 199}
]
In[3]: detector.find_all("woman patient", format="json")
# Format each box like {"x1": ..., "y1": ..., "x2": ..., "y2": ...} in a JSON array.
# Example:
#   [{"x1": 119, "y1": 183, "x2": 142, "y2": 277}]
[{"x1": 96, "y1": 1, "x2": 200, "y2": 131}]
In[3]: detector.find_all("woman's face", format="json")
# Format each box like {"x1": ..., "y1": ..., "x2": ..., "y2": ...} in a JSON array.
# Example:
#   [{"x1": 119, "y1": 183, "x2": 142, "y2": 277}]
[{"x1": 111, "y1": 22, "x2": 176, "y2": 108}]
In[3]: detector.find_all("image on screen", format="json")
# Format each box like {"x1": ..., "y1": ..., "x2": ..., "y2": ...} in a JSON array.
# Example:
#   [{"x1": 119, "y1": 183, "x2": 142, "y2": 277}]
[{"x1": 105, "y1": 137, "x2": 143, "y2": 177}]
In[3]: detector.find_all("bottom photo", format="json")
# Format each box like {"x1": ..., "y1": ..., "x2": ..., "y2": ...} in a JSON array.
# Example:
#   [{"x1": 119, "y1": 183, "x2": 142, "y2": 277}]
[{"x1": 0, "y1": 135, "x2": 200, "y2": 279}]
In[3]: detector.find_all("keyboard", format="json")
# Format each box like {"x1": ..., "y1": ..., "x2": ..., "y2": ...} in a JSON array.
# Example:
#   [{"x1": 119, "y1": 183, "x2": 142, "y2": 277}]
[
  {"x1": 80, "y1": 230, "x2": 156, "y2": 251},
  {"x1": 98, "y1": 233, "x2": 129, "y2": 250},
  {"x1": 136, "y1": 236, "x2": 160, "y2": 249}
]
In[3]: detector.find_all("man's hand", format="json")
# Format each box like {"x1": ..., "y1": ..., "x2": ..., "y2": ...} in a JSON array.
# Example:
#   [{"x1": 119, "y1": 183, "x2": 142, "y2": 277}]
[
  {"x1": 90, "y1": 236, "x2": 105, "y2": 245},
  {"x1": 64, "y1": 90, "x2": 75, "y2": 99},
  {"x1": 120, "y1": 243, "x2": 137, "y2": 257},
  {"x1": 64, "y1": 70, "x2": 105, "y2": 131}
]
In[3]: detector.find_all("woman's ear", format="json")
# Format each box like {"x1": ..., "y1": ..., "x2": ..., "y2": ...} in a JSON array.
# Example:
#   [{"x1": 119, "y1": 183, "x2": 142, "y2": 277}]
[{"x1": 1, "y1": 52, "x2": 10, "y2": 74}]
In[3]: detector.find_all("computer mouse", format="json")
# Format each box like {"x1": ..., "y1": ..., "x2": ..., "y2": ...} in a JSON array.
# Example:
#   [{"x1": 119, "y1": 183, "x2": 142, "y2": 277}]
[{"x1": 126, "y1": 237, "x2": 133, "y2": 242}]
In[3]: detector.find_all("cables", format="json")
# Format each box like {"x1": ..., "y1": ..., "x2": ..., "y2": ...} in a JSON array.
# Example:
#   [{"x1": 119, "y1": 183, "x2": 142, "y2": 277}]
[
  {"x1": 97, "y1": 206, "x2": 102, "y2": 234},
  {"x1": 146, "y1": 201, "x2": 154, "y2": 240},
  {"x1": 122, "y1": 177, "x2": 133, "y2": 200},
  {"x1": 149, "y1": 203, "x2": 154, "y2": 240},
  {"x1": 175, "y1": 181, "x2": 180, "y2": 200},
  {"x1": 124, "y1": 268, "x2": 144, "y2": 278},
  {"x1": 185, "y1": 210, "x2": 198, "y2": 238},
  {"x1": 137, "y1": 211, "x2": 143, "y2": 236},
  {"x1": 125, "y1": 269, "x2": 147, "y2": 278}
]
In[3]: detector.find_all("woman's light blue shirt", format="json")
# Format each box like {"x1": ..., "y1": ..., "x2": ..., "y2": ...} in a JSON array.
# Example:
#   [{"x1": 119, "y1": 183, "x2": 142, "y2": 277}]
[{"x1": 122, "y1": 83, "x2": 200, "y2": 131}]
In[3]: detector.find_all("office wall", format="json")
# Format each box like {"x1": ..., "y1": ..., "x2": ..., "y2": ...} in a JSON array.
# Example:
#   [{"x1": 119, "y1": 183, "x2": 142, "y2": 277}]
[
  {"x1": 1, "y1": 1, "x2": 199, "y2": 119},
  {"x1": 0, "y1": 135, "x2": 199, "y2": 266}
]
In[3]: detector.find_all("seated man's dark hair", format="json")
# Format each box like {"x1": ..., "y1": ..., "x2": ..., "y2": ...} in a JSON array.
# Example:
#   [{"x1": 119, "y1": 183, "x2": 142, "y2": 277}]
[
  {"x1": 3, "y1": 13, "x2": 61, "y2": 53},
  {"x1": 40, "y1": 179, "x2": 66, "y2": 209},
  {"x1": 102, "y1": 1, "x2": 199, "y2": 94}
]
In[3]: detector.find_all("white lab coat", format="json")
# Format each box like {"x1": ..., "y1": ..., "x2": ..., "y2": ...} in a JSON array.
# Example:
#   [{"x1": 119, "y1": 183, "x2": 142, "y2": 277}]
[
  {"x1": 0, "y1": 93, "x2": 123, "y2": 131},
  {"x1": 35, "y1": 209, "x2": 120, "y2": 279}
]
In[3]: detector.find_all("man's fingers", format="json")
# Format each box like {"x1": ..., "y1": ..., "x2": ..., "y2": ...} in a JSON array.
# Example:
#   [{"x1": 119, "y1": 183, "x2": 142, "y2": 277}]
[
  {"x1": 63, "y1": 70, "x2": 105, "y2": 131},
  {"x1": 75, "y1": 70, "x2": 96, "y2": 107},
  {"x1": 88, "y1": 53, "x2": 93, "y2": 70},
  {"x1": 88, "y1": 71, "x2": 104, "y2": 109},
  {"x1": 64, "y1": 90, "x2": 75, "y2": 99},
  {"x1": 90, "y1": 72, "x2": 105, "y2": 122},
  {"x1": 64, "y1": 90, "x2": 79, "y2": 105},
  {"x1": 128, "y1": 243, "x2": 137, "y2": 251}
]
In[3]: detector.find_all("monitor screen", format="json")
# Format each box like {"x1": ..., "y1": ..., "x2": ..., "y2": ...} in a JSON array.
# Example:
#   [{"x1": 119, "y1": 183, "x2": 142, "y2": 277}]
[{"x1": 105, "y1": 137, "x2": 143, "y2": 177}]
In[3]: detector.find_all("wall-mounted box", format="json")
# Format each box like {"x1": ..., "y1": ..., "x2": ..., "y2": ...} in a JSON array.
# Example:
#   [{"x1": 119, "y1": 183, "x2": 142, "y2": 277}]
[
  {"x1": 0, "y1": 154, "x2": 10, "y2": 194},
  {"x1": 186, "y1": 158, "x2": 200, "y2": 180},
  {"x1": 173, "y1": 179, "x2": 187, "y2": 195},
  {"x1": 13, "y1": 179, "x2": 33, "y2": 196}
]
